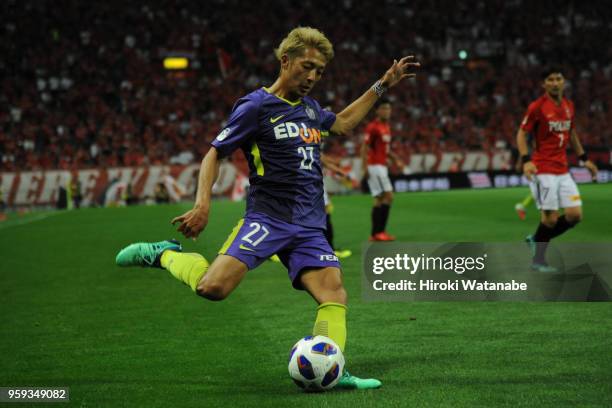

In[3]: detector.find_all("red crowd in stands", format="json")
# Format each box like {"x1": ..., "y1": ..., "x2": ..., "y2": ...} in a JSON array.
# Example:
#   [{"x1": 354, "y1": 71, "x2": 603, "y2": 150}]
[{"x1": 1, "y1": 0, "x2": 610, "y2": 172}]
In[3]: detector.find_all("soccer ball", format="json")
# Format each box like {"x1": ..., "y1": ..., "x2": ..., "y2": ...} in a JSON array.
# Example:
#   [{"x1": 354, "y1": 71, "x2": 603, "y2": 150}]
[{"x1": 288, "y1": 335, "x2": 345, "y2": 391}]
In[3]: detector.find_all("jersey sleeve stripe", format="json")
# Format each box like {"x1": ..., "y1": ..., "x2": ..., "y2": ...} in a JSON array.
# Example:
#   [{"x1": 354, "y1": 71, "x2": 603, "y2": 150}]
[{"x1": 251, "y1": 142, "x2": 265, "y2": 176}]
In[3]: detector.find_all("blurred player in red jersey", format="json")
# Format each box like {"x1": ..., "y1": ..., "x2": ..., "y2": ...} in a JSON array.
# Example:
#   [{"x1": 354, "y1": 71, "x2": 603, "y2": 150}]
[
  {"x1": 361, "y1": 100, "x2": 403, "y2": 241},
  {"x1": 516, "y1": 66, "x2": 598, "y2": 272}
]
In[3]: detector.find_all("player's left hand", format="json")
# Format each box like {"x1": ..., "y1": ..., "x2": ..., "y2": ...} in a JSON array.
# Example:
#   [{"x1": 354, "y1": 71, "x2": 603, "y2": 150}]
[
  {"x1": 584, "y1": 160, "x2": 598, "y2": 181},
  {"x1": 381, "y1": 56, "x2": 421, "y2": 88}
]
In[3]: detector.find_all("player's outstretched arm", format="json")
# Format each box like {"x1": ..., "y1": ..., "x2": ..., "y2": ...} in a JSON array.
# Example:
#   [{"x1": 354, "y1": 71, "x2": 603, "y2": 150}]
[
  {"x1": 570, "y1": 129, "x2": 598, "y2": 180},
  {"x1": 171, "y1": 147, "x2": 222, "y2": 239},
  {"x1": 331, "y1": 56, "x2": 420, "y2": 135},
  {"x1": 516, "y1": 128, "x2": 537, "y2": 180}
]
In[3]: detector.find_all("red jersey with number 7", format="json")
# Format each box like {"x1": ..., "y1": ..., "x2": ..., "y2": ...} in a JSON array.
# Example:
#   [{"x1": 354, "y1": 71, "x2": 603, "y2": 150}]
[
  {"x1": 520, "y1": 94, "x2": 574, "y2": 174},
  {"x1": 364, "y1": 119, "x2": 392, "y2": 165}
]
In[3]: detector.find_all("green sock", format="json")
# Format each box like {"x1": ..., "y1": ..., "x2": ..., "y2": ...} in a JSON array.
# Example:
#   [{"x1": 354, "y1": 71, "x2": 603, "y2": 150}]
[
  {"x1": 313, "y1": 302, "x2": 347, "y2": 352},
  {"x1": 521, "y1": 194, "x2": 533, "y2": 208},
  {"x1": 160, "y1": 251, "x2": 209, "y2": 291}
]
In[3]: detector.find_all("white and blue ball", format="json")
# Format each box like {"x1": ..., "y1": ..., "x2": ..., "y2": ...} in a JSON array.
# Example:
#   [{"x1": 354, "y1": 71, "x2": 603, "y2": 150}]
[{"x1": 288, "y1": 335, "x2": 345, "y2": 391}]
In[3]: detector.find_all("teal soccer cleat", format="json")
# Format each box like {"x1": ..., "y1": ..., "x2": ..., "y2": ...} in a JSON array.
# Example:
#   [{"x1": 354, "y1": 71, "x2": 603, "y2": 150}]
[
  {"x1": 525, "y1": 235, "x2": 558, "y2": 272},
  {"x1": 115, "y1": 239, "x2": 182, "y2": 268},
  {"x1": 335, "y1": 369, "x2": 382, "y2": 390}
]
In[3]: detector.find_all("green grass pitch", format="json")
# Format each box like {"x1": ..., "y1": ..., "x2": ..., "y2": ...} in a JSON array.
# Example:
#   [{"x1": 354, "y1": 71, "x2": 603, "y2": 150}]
[{"x1": 1, "y1": 185, "x2": 611, "y2": 407}]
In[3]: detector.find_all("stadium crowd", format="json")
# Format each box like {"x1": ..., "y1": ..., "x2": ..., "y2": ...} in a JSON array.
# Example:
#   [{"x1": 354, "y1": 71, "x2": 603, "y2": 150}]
[{"x1": 2, "y1": 0, "x2": 611, "y2": 171}]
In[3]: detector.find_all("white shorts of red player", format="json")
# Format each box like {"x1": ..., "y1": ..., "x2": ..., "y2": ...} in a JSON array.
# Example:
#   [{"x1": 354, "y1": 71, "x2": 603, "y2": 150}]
[
  {"x1": 367, "y1": 165, "x2": 393, "y2": 197},
  {"x1": 529, "y1": 173, "x2": 582, "y2": 210}
]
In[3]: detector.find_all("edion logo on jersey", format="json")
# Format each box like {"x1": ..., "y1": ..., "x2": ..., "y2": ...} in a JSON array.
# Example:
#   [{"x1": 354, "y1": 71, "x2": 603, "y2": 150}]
[
  {"x1": 548, "y1": 120, "x2": 571, "y2": 132},
  {"x1": 274, "y1": 122, "x2": 322, "y2": 144}
]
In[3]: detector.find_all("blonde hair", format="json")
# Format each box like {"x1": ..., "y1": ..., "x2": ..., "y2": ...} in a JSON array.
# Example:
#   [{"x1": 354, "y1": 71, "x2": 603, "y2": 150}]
[{"x1": 274, "y1": 27, "x2": 334, "y2": 63}]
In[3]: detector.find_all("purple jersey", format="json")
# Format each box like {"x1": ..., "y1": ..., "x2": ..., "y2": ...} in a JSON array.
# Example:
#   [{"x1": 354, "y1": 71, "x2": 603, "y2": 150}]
[{"x1": 211, "y1": 88, "x2": 336, "y2": 229}]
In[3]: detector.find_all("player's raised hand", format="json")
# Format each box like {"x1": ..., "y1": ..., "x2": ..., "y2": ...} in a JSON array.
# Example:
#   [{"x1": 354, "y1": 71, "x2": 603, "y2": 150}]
[
  {"x1": 522, "y1": 161, "x2": 538, "y2": 181},
  {"x1": 171, "y1": 207, "x2": 209, "y2": 240},
  {"x1": 381, "y1": 56, "x2": 421, "y2": 88},
  {"x1": 584, "y1": 160, "x2": 598, "y2": 181}
]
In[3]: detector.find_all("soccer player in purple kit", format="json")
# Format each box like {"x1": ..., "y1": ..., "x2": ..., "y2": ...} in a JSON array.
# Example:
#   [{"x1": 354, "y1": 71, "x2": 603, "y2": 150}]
[{"x1": 116, "y1": 27, "x2": 419, "y2": 389}]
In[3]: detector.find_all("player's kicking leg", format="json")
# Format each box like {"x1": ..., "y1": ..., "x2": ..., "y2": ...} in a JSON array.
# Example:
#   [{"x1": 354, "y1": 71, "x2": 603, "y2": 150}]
[
  {"x1": 115, "y1": 237, "x2": 249, "y2": 298},
  {"x1": 117, "y1": 213, "x2": 286, "y2": 299}
]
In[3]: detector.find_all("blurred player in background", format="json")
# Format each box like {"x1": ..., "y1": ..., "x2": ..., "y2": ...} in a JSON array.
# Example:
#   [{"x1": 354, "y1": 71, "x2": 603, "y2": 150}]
[
  {"x1": 514, "y1": 156, "x2": 533, "y2": 220},
  {"x1": 321, "y1": 153, "x2": 352, "y2": 259},
  {"x1": 516, "y1": 66, "x2": 598, "y2": 272},
  {"x1": 116, "y1": 27, "x2": 419, "y2": 389},
  {"x1": 361, "y1": 100, "x2": 403, "y2": 241}
]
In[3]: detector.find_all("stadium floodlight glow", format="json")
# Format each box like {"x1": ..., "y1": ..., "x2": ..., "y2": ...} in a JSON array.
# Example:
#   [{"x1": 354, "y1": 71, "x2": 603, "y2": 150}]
[
  {"x1": 163, "y1": 57, "x2": 189, "y2": 70},
  {"x1": 458, "y1": 50, "x2": 468, "y2": 60}
]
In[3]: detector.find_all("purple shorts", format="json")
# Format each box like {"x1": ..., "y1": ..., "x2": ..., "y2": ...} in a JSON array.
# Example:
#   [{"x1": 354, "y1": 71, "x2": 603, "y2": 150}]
[{"x1": 219, "y1": 212, "x2": 341, "y2": 289}]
